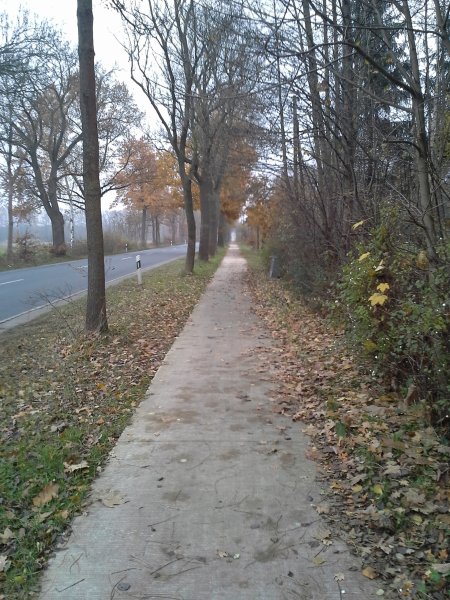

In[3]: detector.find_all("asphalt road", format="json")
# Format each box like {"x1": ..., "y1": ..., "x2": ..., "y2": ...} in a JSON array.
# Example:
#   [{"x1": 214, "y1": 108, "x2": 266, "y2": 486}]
[{"x1": 0, "y1": 245, "x2": 187, "y2": 325}]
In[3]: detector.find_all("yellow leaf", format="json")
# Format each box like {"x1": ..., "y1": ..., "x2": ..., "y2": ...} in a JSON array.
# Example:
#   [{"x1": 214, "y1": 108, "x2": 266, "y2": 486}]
[
  {"x1": 313, "y1": 556, "x2": 326, "y2": 566},
  {"x1": 364, "y1": 339, "x2": 377, "y2": 352},
  {"x1": 352, "y1": 220, "x2": 365, "y2": 230},
  {"x1": 32, "y1": 483, "x2": 59, "y2": 507},
  {"x1": 352, "y1": 484, "x2": 363, "y2": 493},
  {"x1": 376, "y1": 283, "x2": 390, "y2": 293},
  {"x1": 369, "y1": 293, "x2": 388, "y2": 306},
  {"x1": 358, "y1": 252, "x2": 371, "y2": 262},
  {"x1": 362, "y1": 566, "x2": 378, "y2": 579},
  {"x1": 372, "y1": 483, "x2": 384, "y2": 496},
  {"x1": 416, "y1": 250, "x2": 428, "y2": 270}
]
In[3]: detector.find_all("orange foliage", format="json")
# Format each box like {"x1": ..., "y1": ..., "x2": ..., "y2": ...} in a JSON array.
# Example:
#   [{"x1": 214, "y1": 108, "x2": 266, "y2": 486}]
[
  {"x1": 220, "y1": 142, "x2": 257, "y2": 222},
  {"x1": 115, "y1": 139, "x2": 184, "y2": 217}
]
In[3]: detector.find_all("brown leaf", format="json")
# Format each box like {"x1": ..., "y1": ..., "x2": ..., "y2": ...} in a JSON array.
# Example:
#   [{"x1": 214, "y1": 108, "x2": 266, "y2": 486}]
[
  {"x1": 362, "y1": 566, "x2": 378, "y2": 579},
  {"x1": 0, "y1": 528, "x2": 14, "y2": 544},
  {"x1": 32, "y1": 482, "x2": 59, "y2": 507},
  {"x1": 64, "y1": 460, "x2": 89, "y2": 473}
]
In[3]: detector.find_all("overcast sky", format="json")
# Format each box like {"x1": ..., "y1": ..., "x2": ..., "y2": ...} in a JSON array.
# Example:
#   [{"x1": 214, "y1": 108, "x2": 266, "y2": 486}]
[
  {"x1": 0, "y1": 1, "x2": 157, "y2": 209},
  {"x1": 0, "y1": 0, "x2": 128, "y2": 72}
]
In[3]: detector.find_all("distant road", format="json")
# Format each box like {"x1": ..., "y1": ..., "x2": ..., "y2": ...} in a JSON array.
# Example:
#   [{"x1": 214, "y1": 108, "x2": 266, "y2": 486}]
[{"x1": 0, "y1": 245, "x2": 187, "y2": 327}]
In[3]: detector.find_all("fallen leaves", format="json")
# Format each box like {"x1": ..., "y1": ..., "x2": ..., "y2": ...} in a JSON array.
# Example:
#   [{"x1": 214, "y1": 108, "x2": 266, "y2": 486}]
[
  {"x1": 1, "y1": 255, "x2": 225, "y2": 598},
  {"x1": 0, "y1": 555, "x2": 10, "y2": 573},
  {"x1": 32, "y1": 483, "x2": 59, "y2": 507},
  {"x1": 64, "y1": 460, "x2": 89, "y2": 473},
  {"x1": 245, "y1": 262, "x2": 450, "y2": 600},
  {"x1": 369, "y1": 292, "x2": 388, "y2": 306},
  {"x1": 362, "y1": 566, "x2": 379, "y2": 579}
]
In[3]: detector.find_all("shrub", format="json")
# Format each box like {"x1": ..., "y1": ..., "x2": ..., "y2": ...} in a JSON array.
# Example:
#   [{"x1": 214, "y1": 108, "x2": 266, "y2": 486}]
[
  {"x1": 335, "y1": 214, "x2": 449, "y2": 426},
  {"x1": 15, "y1": 231, "x2": 38, "y2": 261}
]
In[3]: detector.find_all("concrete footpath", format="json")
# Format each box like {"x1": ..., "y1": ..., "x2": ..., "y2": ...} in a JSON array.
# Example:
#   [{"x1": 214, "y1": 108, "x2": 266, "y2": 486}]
[{"x1": 38, "y1": 246, "x2": 378, "y2": 600}]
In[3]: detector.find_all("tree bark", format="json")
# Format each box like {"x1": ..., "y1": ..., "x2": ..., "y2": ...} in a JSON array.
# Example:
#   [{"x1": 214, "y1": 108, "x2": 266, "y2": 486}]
[
  {"x1": 77, "y1": 0, "x2": 107, "y2": 332},
  {"x1": 6, "y1": 126, "x2": 14, "y2": 262},
  {"x1": 49, "y1": 209, "x2": 66, "y2": 253},
  {"x1": 208, "y1": 188, "x2": 220, "y2": 257},
  {"x1": 198, "y1": 175, "x2": 212, "y2": 261},
  {"x1": 217, "y1": 211, "x2": 226, "y2": 247},
  {"x1": 141, "y1": 204, "x2": 147, "y2": 248},
  {"x1": 182, "y1": 175, "x2": 196, "y2": 273},
  {"x1": 401, "y1": 0, "x2": 437, "y2": 258},
  {"x1": 155, "y1": 214, "x2": 160, "y2": 246}
]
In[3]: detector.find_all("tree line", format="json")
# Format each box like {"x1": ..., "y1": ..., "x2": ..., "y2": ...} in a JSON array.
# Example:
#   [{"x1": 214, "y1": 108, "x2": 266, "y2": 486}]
[
  {"x1": 111, "y1": 0, "x2": 449, "y2": 421},
  {"x1": 1, "y1": 0, "x2": 448, "y2": 416}
]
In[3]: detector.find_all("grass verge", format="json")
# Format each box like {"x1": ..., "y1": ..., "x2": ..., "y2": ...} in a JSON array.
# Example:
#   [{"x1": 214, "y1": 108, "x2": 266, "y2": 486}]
[
  {"x1": 242, "y1": 246, "x2": 450, "y2": 600},
  {"x1": 0, "y1": 250, "x2": 225, "y2": 599}
]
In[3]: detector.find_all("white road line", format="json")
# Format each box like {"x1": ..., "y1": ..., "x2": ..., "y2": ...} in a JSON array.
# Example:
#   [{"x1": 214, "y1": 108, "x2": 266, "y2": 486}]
[
  {"x1": 0, "y1": 278, "x2": 24, "y2": 286},
  {"x1": 121, "y1": 257, "x2": 132, "y2": 260}
]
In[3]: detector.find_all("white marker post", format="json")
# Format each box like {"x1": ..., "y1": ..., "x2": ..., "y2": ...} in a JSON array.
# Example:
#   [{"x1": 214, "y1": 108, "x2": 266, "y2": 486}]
[{"x1": 136, "y1": 254, "x2": 142, "y2": 285}]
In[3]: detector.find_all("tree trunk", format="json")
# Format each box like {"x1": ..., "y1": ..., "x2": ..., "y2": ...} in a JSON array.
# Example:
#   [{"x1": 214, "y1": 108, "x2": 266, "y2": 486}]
[
  {"x1": 141, "y1": 205, "x2": 147, "y2": 248},
  {"x1": 208, "y1": 188, "x2": 220, "y2": 257},
  {"x1": 198, "y1": 176, "x2": 212, "y2": 261},
  {"x1": 181, "y1": 175, "x2": 196, "y2": 273},
  {"x1": 49, "y1": 208, "x2": 66, "y2": 253},
  {"x1": 217, "y1": 211, "x2": 226, "y2": 247},
  {"x1": 77, "y1": 0, "x2": 107, "y2": 332},
  {"x1": 155, "y1": 215, "x2": 161, "y2": 246},
  {"x1": 402, "y1": 0, "x2": 437, "y2": 258},
  {"x1": 6, "y1": 131, "x2": 14, "y2": 262}
]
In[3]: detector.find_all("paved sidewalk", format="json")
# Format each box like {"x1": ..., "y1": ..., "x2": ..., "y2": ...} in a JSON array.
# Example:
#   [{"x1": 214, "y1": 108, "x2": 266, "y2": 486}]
[{"x1": 38, "y1": 246, "x2": 378, "y2": 600}]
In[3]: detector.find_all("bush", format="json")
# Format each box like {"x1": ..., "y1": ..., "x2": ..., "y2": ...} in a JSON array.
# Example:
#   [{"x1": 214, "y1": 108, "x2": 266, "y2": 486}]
[
  {"x1": 15, "y1": 231, "x2": 38, "y2": 261},
  {"x1": 335, "y1": 214, "x2": 449, "y2": 426}
]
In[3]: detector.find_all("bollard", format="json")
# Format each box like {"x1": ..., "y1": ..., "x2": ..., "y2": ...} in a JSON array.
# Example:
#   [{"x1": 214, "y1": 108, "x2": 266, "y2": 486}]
[
  {"x1": 136, "y1": 254, "x2": 142, "y2": 285},
  {"x1": 269, "y1": 255, "x2": 280, "y2": 278},
  {"x1": 125, "y1": 243, "x2": 128, "y2": 253}
]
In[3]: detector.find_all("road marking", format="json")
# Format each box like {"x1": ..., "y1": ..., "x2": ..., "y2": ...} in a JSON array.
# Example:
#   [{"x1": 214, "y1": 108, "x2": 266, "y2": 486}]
[
  {"x1": 121, "y1": 257, "x2": 132, "y2": 260},
  {"x1": 0, "y1": 278, "x2": 24, "y2": 286}
]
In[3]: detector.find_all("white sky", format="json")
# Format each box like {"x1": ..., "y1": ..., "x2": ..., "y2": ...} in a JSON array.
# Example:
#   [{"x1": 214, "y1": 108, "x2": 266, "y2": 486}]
[
  {"x1": 0, "y1": 0, "x2": 128, "y2": 72},
  {"x1": 0, "y1": 1, "x2": 157, "y2": 210}
]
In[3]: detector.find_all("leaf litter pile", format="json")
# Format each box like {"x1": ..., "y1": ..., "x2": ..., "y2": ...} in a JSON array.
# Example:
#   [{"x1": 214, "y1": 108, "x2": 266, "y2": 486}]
[
  {"x1": 245, "y1": 260, "x2": 449, "y2": 600},
  {"x1": 0, "y1": 254, "x2": 224, "y2": 599}
]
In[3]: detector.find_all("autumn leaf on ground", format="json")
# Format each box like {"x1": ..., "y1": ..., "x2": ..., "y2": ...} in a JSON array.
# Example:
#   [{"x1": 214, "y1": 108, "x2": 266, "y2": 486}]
[
  {"x1": 64, "y1": 460, "x2": 89, "y2": 473},
  {"x1": 358, "y1": 252, "x2": 370, "y2": 261},
  {"x1": 372, "y1": 484, "x2": 384, "y2": 496},
  {"x1": 376, "y1": 283, "x2": 390, "y2": 293},
  {"x1": 0, "y1": 555, "x2": 10, "y2": 573},
  {"x1": 362, "y1": 566, "x2": 378, "y2": 579},
  {"x1": 352, "y1": 220, "x2": 366, "y2": 230},
  {"x1": 32, "y1": 482, "x2": 59, "y2": 507},
  {"x1": 0, "y1": 528, "x2": 14, "y2": 544},
  {"x1": 369, "y1": 293, "x2": 388, "y2": 306},
  {"x1": 316, "y1": 503, "x2": 330, "y2": 514}
]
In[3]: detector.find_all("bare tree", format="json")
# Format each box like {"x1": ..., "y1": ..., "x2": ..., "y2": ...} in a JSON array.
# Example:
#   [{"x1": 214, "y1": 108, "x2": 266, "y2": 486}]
[
  {"x1": 77, "y1": 0, "x2": 107, "y2": 332},
  {"x1": 112, "y1": 0, "x2": 199, "y2": 273}
]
